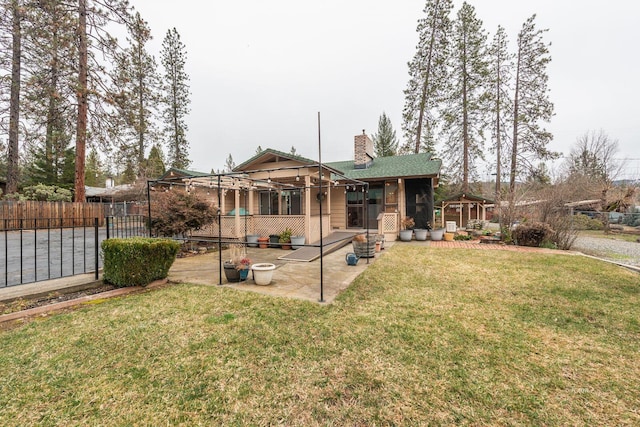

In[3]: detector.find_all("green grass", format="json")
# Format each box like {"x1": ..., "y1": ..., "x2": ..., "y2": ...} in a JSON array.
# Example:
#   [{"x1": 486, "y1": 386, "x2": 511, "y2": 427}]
[{"x1": 0, "y1": 247, "x2": 638, "y2": 425}]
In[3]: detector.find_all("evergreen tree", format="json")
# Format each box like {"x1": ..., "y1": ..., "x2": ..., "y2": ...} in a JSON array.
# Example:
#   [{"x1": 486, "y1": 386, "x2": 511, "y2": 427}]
[
  {"x1": 440, "y1": 2, "x2": 489, "y2": 190},
  {"x1": 160, "y1": 28, "x2": 191, "y2": 169},
  {"x1": 487, "y1": 25, "x2": 513, "y2": 196},
  {"x1": 85, "y1": 148, "x2": 106, "y2": 187},
  {"x1": 111, "y1": 12, "x2": 160, "y2": 176},
  {"x1": 509, "y1": 15, "x2": 556, "y2": 194},
  {"x1": 225, "y1": 154, "x2": 235, "y2": 173},
  {"x1": 5, "y1": 0, "x2": 22, "y2": 194},
  {"x1": 402, "y1": 0, "x2": 453, "y2": 154},
  {"x1": 145, "y1": 143, "x2": 166, "y2": 179},
  {"x1": 372, "y1": 112, "x2": 399, "y2": 157}
]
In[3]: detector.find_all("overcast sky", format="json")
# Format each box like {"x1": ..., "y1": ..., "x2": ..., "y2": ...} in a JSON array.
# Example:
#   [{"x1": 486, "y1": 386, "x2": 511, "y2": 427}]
[{"x1": 132, "y1": 0, "x2": 640, "y2": 180}]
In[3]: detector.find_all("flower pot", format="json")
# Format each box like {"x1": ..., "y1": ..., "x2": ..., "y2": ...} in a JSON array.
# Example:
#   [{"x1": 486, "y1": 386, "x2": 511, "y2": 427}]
[
  {"x1": 239, "y1": 268, "x2": 250, "y2": 281},
  {"x1": 399, "y1": 229, "x2": 413, "y2": 241},
  {"x1": 223, "y1": 262, "x2": 241, "y2": 282},
  {"x1": 257, "y1": 237, "x2": 269, "y2": 249},
  {"x1": 291, "y1": 235, "x2": 305, "y2": 249},
  {"x1": 444, "y1": 232, "x2": 454, "y2": 241},
  {"x1": 269, "y1": 234, "x2": 279, "y2": 248},
  {"x1": 252, "y1": 263, "x2": 276, "y2": 285},
  {"x1": 246, "y1": 234, "x2": 259, "y2": 248},
  {"x1": 430, "y1": 228, "x2": 445, "y2": 241},
  {"x1": 414, "y1": 229, "x2": 428, "y2": 241},
  {"x1": 352, "y1": 240, "x2": 376, "y2": 258}
]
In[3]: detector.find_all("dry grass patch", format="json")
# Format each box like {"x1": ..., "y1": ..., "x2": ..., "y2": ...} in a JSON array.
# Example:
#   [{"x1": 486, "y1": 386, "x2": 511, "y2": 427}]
[{"x1": 0, "y1": 246, "x2": 638, "y2": 425}]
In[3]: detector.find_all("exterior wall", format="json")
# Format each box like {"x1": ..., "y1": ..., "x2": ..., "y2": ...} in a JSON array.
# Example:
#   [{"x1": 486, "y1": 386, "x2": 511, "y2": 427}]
[{"x1": 330, "y1": 188, "x2": 346, "y2": 230}]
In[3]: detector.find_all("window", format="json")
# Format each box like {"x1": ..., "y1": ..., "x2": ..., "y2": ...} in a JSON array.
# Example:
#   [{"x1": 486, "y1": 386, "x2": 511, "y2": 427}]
[{"x1": 258, "y1": 190, "x2": 302, "y2": 215}]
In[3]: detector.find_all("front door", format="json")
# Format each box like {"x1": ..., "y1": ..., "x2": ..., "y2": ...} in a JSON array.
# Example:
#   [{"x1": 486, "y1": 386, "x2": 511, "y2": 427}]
[{"x1": 346, "y1": 183, "x2": 384, "y2": 229}]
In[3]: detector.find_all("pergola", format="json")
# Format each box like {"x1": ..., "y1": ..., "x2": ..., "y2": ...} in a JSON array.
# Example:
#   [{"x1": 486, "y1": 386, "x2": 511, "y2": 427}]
[{"x1": 147, "y1": 162, "x2": 368, "y2": 302}]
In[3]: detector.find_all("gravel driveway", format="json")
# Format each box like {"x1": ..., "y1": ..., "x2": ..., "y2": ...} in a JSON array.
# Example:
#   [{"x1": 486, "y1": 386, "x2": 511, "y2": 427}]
[{"x1": 572, "y1": 235, "x2": 640, "y2": 267}]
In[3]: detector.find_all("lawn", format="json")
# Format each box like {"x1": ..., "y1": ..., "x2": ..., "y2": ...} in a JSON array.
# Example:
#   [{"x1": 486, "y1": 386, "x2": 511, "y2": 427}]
[{"x1": 0, "y1": 246, "x2": 638, "y2": 425}]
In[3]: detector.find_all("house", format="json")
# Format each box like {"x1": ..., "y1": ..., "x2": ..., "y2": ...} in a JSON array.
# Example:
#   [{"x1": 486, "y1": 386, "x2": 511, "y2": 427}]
[{"x1": 154, "y1": 131, "x2": 442, "y2": 243}]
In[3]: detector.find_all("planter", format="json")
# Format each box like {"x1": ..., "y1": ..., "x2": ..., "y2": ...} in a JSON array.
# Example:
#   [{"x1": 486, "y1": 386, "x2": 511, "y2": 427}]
[
  {"x1": 444, "y1": 232, "x2": 454, "y2": 241},
  {"x1": 291, "y1": 235, "x2": 305, "y2": 249},
  {"x1": 239, "y1": 268, "x2": 250, "y2": 281},
  {"x1": 352, "y1": 240, "x2": 376, "y2": 258},
  {"x1": 399, "y1": 229, "x2": 413, "y2": 242},
  {"x1": 246, "y1": 234, "x2": 259, "y2": 248},
  {"x1": 257, "y1": 237, "x2": 269, "y2": 249},
  {"x1": 252, "y1": 263, "x2": 276, "y2": 285},
  {"x1": 280, "y1": 242, "x2": 292, "y2": 250},
  {"x1": 430, "y1": 228, "x2": 445, "y2": 241},
  {"x1": 414, "y1": 229, "x2": 428, "y2": 241},
  {"x1": 223, "y1": 261, "x2": 241, "y2": 282},
  {"x1": 269, "y1": 235, "x2": 279, "y2": 248}
]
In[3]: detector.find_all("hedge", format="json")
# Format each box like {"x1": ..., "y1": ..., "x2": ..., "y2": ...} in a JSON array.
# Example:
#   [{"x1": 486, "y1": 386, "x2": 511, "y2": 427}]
[{"x1": 101, "y1": 238, "x2": 181, "y2": 287}]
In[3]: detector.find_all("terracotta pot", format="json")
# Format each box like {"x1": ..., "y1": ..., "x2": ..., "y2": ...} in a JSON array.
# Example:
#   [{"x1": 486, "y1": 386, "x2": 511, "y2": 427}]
[{"x1": 258, "y1": 237, "x2": 269, "y2": 249}]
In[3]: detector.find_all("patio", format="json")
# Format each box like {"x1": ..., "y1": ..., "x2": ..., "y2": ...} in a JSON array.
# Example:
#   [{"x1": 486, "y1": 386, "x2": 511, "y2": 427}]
[{"x1": 167, "y1": 240, "x2": 395, "y2": 304}]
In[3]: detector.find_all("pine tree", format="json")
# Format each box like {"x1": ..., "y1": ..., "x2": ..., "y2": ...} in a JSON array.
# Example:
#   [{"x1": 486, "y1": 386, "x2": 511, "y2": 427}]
[
  {"x1": 6, "y1": 0, "x2": 22, "y2": 194},
  {"x1": 440, "y1": 2, "x2": 488, "y2": 191},
  {"x1": 487, "y1": 25, "x2": 513, "y2": 196},
  {"x1": 160, "y1": 28, "x2": 191, "y2": 169},
  {"x1": 111, "y1": 12, "x2": 160, "y2": 176},
  {"x1": 145, "y1": 143, "x2": 166, "y2": 179},
  {"x1": 510, "y1": 15, "x2": 556, "y2": 194},
  {"x1": 372, "y1": 112, "x2": 399, "y2": 157},
  {"x1": 225, "y1": 154, "x2": 235, "y2": 173},
  {"x1": 402, "y1": 0, "x2": 453, "y2": 154},
  {"x1": 85, "y1": 148, "x2": 106, "y2": 187}
]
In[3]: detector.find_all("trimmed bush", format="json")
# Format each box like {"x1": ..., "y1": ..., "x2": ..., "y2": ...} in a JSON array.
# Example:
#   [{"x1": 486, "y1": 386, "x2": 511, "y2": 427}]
[
  {"x1": 102, "y1": 238, "x2": 181, "y2": 287},
  {"x1": 572, "y1": 214, "x2": 604, "y2": 230},
  {"x1": 512, "y1": 222, "x2": 554, "y2": 248}
]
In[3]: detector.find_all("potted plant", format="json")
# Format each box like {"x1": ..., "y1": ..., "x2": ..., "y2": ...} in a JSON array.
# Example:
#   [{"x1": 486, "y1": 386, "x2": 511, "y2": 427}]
[
  {"x1": 279, "y1": 227, "x2": 292, "y2": 250},
  {"x1": 246, "y1": 234, "x2": 259, "y2": 248},
  {"x1": 290, "y1": 234, "x2": 305, "y2": 249},
  {"x1": 224, "y1": 245, "x2": 249, "y2": 282},
  {"x1": 352, "y1": 234, "x2": 376, "y2": 258},
  {"x1": 399, "y1": 217, "x2": 415, "y2": 241},
  {"x1": 430, "y1": 227, "x2": 445, "y2": 241},
  {"x1": 235, "y1": 256, "x2": 252, "y2": 281}
]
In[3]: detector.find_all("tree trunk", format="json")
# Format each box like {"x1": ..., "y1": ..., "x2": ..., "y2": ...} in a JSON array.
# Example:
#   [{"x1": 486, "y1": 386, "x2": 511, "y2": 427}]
[
  {"x1": 414, "y1": 0, "x2": 440, "y2": 154},
  {"x1": 7, "y1": 0, "x2": 22, "y2": 195},
  {"x1": 74, "y1": 0, "x2": 88, "y2": 202}
]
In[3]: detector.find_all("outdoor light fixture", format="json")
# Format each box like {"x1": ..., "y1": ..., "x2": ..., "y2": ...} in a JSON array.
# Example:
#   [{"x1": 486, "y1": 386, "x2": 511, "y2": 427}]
[
  {"x1": 296, "y1": 171, "x2": 300, "y2": 181},
  {"x1": 267, "y1": 172, "x2": 271, "y2": 184}
]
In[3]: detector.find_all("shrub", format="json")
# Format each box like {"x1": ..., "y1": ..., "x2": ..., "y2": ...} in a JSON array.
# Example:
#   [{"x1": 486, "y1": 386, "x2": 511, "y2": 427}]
[
  {"x1": 572, "y1": 214, "x2": 604, "y2": 230},
  {"x1": 512, "y1": 222, "x2": 554, "y2": 248},
  {"x1": 102, "y1": 237, "x2": 181, "y2": 287},
  {"x1": 454, "y1": 234, "x2": 472, "y2": 241},
  {"x1": 150, "y1": 191, "x2": 217, "y2": 237}
]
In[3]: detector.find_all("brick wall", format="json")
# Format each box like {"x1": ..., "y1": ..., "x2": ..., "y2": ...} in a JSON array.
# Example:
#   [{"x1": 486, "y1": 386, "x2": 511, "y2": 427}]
[{"x1": 354, "y1": 130, "x2": 374, "y2": 169}]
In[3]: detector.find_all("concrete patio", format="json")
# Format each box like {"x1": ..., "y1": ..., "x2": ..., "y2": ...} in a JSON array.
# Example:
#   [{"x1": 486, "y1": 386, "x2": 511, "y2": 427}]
[{"x1": 168, "y1": 241, "x2": 394, "y2": 304}]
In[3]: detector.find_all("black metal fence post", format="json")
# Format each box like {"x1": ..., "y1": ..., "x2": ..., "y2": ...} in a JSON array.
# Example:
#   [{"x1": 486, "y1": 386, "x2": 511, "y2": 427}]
[{"x1": 94, "y1": 217, "x2": 99, "y2": 280}]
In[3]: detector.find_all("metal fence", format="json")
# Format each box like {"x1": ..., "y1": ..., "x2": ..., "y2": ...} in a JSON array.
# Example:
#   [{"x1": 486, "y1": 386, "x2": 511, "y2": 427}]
[{"x1": 0, "y1": 215, "x2": 148, "y2": 288}]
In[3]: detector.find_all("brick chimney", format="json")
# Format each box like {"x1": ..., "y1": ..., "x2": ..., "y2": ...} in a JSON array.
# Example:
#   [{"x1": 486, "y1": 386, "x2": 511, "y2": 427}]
[{"x1": 354, "y1": 129, "x2": 374, "y2": 169}]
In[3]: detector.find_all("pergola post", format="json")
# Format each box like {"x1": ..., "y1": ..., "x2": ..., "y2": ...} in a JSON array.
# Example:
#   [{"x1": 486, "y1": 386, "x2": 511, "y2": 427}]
[
  {"x1": 304, "y1": 175, "x2": 312, "y2": 240},
  {"x1": 234, "y1": 188, "x2": 241, "y2": 238}
]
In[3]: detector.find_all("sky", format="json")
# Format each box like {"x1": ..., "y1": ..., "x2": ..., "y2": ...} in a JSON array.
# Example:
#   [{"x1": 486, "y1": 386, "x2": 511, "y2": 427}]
[{"x1": 132, "y1": 0, "x2": 640, "y2": 180}]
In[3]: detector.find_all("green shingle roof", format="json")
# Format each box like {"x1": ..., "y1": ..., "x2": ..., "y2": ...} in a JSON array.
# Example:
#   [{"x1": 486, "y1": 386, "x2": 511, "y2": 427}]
[
  {"x1": 158, "y1": 167, "x2": 210, "y2": 181},
  {"x1": 326, "y1": 153, "x2": 441, "y2": 180}
]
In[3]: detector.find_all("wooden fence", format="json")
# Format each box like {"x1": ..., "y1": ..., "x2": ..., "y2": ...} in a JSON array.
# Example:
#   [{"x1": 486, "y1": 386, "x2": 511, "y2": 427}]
[{"x1": 0, "y1": 201, "x2": 106, "y2": 230}]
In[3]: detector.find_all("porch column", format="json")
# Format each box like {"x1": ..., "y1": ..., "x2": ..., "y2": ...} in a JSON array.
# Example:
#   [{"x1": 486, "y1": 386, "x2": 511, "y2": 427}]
[
  {"x1": 304, "y1": 175, "x2": 312, "y2": 240},
  {"x1": 248, "y1": 189, "x2": 254, "y2": 215},
  {"x1": 234, "y1": 189, "x2": 241, "y2": 238}
]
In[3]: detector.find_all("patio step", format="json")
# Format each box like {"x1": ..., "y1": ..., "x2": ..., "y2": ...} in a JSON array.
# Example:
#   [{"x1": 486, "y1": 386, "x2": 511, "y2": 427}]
[{"x1": 278, "y1": 231, "x2": 356, "y2": 262}]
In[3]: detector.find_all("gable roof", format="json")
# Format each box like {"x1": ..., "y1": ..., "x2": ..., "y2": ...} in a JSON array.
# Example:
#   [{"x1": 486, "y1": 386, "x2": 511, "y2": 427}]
[
  {"x1": 437, "y1": 193, "x2": 495, "y2": 205},
  {"x1": 157, "y1": 167, "x2": 209, "y2": 181},
  {"x1": 234, "y1": 148, "x2": 344, "y2": 176},
  {"x1": 234, "y1": 148, "x2": 317, "y2": 172},
  {"x1": 326, "y1": 153, "x2": 441, "y2": 180}
]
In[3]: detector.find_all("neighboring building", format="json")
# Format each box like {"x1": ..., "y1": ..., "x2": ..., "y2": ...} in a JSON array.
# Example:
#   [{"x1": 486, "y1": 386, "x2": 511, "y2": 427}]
[{"x1": 154, "y1": 131, "x2": 442, "y2": 243}]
